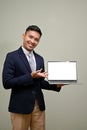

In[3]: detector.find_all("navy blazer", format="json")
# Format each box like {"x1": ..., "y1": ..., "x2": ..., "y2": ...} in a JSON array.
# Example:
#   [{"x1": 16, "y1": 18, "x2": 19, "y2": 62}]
[{"x1": 2, "y1": 47, "x2": 61, "y2": 114}]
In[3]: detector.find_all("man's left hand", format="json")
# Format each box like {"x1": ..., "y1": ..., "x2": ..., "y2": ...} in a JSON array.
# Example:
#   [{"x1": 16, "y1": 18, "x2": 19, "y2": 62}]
[{"x1": 56, "y1": 84, "x2": 66, "y2": 88}]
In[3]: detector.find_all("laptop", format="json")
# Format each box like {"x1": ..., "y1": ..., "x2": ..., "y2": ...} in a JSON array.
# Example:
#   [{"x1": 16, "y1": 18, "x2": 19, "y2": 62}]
[{"x1": 47, "y1": 61, "x2": 78, "y2": 84}]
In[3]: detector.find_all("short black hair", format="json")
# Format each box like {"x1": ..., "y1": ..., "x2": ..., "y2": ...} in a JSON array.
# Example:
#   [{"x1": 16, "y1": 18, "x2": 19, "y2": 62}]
[{"x1": 25, "y1": 25, "x2": 42, "y2": 36}]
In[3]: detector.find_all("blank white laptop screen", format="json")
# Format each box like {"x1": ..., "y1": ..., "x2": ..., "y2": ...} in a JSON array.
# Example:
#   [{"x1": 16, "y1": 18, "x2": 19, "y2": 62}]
[{"x1": 48, "y1": 61, "x2": 77, "y2": 84}]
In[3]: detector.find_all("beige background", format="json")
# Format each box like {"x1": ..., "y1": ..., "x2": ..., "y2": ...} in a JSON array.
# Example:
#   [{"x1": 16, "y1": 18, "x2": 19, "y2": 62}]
[{"x1": 0, "y1": 0, "x2": 87, "y2": 130}]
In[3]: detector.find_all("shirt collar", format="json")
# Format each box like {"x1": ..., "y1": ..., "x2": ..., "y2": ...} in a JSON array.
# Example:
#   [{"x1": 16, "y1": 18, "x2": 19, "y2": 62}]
[{"x1": 22, "y1": 46, "x2": 33, "y2": 56}]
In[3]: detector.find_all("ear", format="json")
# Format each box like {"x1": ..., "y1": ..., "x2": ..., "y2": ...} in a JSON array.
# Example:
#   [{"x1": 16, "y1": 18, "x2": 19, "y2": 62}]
[{"x1": 22, "y1": 33, "x2": 25, "y2": 40}]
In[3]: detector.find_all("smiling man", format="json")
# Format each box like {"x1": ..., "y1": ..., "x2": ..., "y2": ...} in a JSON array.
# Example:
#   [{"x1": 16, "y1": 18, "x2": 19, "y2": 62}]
[{"x1": 2, "y1": 25, "x2": 63, "y2": 130}]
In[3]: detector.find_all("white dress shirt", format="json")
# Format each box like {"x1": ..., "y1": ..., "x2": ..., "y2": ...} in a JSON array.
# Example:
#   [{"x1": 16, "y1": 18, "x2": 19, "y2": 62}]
[{"x1": 22, "y1": 46, "x2": 36, "y2": 71}]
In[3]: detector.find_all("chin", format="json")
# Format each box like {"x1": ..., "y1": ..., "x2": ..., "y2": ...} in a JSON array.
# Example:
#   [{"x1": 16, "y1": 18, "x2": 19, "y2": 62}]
[{"x1": 28, "y1": 48, "x2": 33, "y2": 51}]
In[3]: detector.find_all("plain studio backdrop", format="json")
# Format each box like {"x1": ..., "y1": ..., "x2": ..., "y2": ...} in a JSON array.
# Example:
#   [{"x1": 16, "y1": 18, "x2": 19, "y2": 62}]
[{"x1": 0, "y1": 0, "x2": 87, "y2": 130}]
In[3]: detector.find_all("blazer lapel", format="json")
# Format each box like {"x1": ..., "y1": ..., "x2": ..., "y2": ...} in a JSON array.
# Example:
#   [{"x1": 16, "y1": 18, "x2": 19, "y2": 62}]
[
  {"x1": 18, "y1": 47, "x2": 32, "y2": 72},
  {"x1": 33, "y1": 51, "x2": 41, "y2": 70}
]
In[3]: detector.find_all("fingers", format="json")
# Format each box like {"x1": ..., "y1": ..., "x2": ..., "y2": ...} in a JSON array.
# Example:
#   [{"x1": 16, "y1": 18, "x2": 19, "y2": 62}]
[
  {"x1": 43, "y1": 72, "x2": 48, "y2": 77},
  {"x1": 57, "y1": 84, "x2": 64, "y2": 87},
  {"x1": 35, "y1": 68, "x2": 42, "y2": 73},
  {"x1": 37, "y1": 71, "x2": 48, "y2": 78},
  {"x1": 31, "y1": 68, "x2": 48, "y2": 78},
  {"x1": 56, "y1": 84, "x2": 68, "y2": 87}
]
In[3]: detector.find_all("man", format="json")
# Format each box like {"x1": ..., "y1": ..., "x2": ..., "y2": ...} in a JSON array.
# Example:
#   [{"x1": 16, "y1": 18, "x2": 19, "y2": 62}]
[{"x1": 2, "y1": 25, "x2": 63, "y2": 130}]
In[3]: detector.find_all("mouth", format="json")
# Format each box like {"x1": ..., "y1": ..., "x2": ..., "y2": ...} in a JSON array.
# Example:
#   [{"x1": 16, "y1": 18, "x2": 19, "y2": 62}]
[
  {"x1": 29, "y1": 44, "x2": 34, "y2": 48},
  {"x1": 27, "y1": 42, "x2": 35, "y2": 49}
]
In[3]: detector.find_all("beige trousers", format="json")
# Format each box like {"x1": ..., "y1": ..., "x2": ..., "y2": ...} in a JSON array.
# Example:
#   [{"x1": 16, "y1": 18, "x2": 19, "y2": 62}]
[{"x1": 10, "y1": 100, "x2": 45, "y2": 130}]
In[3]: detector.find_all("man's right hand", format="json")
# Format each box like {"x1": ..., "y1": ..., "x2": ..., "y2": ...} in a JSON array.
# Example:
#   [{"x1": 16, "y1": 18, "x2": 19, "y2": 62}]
[{"x1": 31, "y1": 68, "x2": 48, "y2": 78}]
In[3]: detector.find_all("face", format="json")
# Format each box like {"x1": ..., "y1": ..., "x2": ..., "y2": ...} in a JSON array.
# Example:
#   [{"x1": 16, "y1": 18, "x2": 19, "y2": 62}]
[{"x1": 22, "y1": 30, "x2": 41, "y2": 51}]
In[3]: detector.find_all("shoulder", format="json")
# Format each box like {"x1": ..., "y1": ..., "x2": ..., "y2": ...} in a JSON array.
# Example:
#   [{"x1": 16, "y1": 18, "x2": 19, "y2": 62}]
[
  {"x1": 4, "y1": 48, "x2": 22, "y2": 63},
  {"x1": 6, "y1": 47, "x2": 22, "y2": 57},
  {"x1": 33, "y1": 51, "x2": 44, "y2": 60}
]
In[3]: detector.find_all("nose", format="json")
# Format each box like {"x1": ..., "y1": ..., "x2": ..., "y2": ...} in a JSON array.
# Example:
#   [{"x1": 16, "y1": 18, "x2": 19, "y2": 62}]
[{"x1": 31, "y1": 38, "x2": 35, "y2": 44}]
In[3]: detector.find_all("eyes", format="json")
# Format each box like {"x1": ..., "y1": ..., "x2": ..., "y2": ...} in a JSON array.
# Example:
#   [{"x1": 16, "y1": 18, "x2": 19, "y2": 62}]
[{"x1": 28, "y1": 35, "x2": 40, "y2": 42}]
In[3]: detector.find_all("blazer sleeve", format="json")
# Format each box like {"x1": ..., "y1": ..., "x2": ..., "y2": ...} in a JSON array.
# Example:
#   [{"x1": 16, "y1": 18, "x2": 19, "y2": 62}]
[
  {"x1": 39, "y1": 57, "x2": 61, "y2": 92},
  {"x1": 40, "y1": 79, "x2": 61, "y2": 92},
  {"x1": 2, "y1": 53, "x2": 34, "y2": 89}
]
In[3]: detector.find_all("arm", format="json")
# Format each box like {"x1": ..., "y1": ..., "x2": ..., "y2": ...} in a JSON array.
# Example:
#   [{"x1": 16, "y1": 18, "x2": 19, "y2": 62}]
[
  {"x1": 2, "y1": 53, "x2": 33, "y2": 89},
  {"x1": 30, "y1": 58, "x2": 62, "y2": 92},
  {"x1": 31, "y1": 70, "x2": 61, "y2": 92},
  {"x1": 40, "y1": 80, "x2": 61, "y2": 92}
]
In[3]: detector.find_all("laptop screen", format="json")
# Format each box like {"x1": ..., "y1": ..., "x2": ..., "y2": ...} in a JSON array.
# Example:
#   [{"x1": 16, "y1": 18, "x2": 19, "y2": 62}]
[{"x1": 48, "y1": 61, "x2": 77, "y2": 82}]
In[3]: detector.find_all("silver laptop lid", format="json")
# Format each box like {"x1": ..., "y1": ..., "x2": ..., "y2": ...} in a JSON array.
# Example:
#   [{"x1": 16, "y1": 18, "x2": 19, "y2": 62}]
[{"x1": 48, "y1": 61, "x2": 77, "y2": 84}]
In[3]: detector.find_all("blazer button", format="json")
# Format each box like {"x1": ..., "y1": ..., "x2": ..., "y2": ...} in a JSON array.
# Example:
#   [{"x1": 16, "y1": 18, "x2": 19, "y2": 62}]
[{"x1": 32, "y1": 91, "x2": 36, "y2": 95}]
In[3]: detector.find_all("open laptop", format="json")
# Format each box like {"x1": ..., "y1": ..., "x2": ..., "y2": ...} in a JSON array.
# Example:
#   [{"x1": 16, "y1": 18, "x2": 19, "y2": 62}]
[{"x1": 48, "y1": 61, "x2": 78, "y2": 84}]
